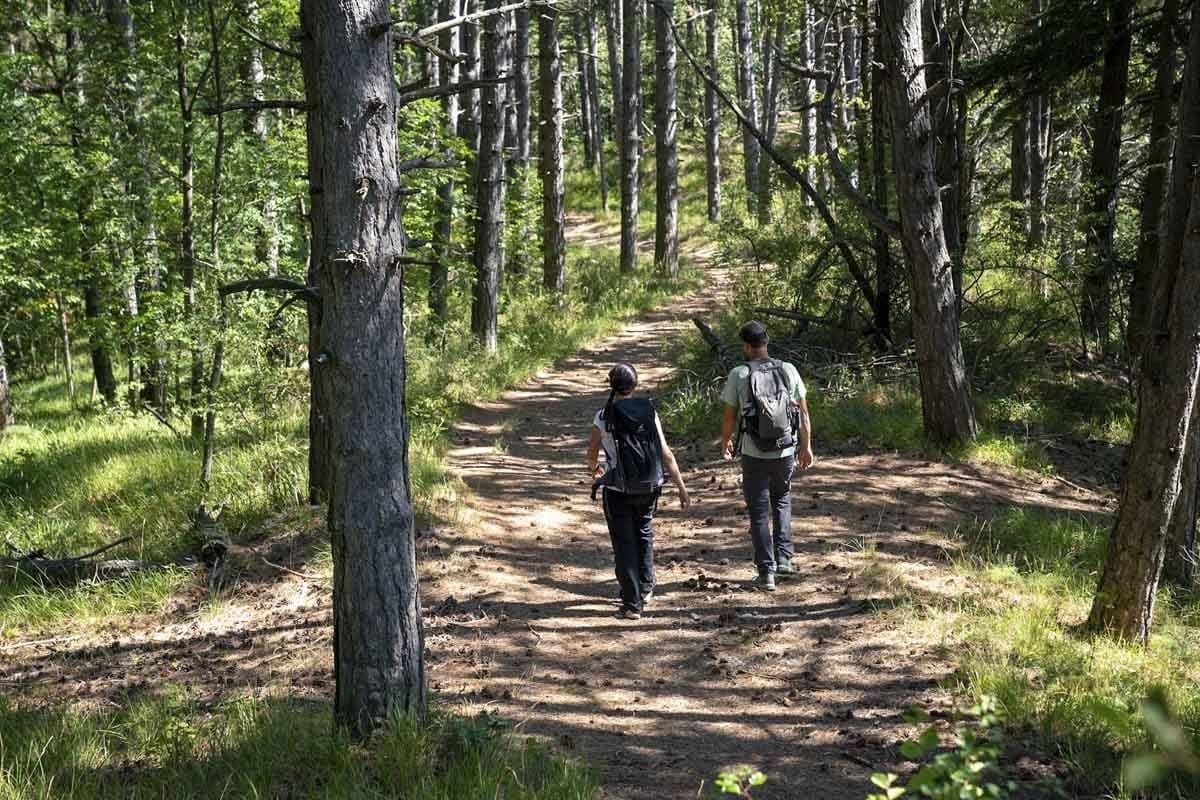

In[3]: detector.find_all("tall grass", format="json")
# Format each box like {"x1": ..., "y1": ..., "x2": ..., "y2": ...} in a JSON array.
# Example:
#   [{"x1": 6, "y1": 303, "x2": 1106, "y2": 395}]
[{"x1": 0, "y1": 690, "x2": 597, "y2": 799}]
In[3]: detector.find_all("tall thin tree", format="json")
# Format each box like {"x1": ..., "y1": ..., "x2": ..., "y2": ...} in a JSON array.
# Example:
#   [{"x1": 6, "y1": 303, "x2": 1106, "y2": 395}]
[
  {"x1": 299, "y1": 0, "x2": 426, "y2": 735},
  {"x1": 540, "y1": 5, "x2": 566, "y2": 292},
  {"x1": 704, "y1": 0, "x2": 720, "y2": 221},
  {"x1": 618, "y1": 0, "x2": 641, "y2": 272},
  {"x1": 653, "y1": 0, "x2": 679, "y2": 277}
]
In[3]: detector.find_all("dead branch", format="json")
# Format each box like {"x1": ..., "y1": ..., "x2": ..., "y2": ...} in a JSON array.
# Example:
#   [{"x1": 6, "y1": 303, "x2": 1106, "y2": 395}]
[
  {"x1": 218, "y1": 277, "x2": 320, "y2": 305},
  {"x1": 235, "y1": 22, "x2": 301, "y2": 59},
  {"x1": 398, "y1": 77, "x2": 511, "y2": 106},
  {"x1": 397, "y1": 154, "x2": 460, "y2": 173},
  {"x1": 396, "y1": 34, "x2": 462, "y2": 64},
  {"x1": 143, "y1": 403, "x2": 185, "y2": 440},
  {"x1": 415, "y1": 0, "x2": 557, "y2": 38},
  {"x1": 203, "y1": 98, "x2": 306, "y2": 115}
]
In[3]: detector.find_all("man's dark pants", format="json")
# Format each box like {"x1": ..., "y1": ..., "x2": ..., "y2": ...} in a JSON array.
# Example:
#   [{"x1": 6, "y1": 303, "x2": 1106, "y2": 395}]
[
  {"x1": 741, "y1": 454, "x2": 795, "y2": 573},
  {"x1": 602, "y1": 488, "x2": 658, "y2": 612}
]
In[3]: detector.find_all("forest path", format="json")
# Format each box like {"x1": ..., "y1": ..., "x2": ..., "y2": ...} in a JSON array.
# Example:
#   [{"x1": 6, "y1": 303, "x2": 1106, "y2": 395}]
[
  {"x1": 0, "y1": 214, "x2": 1104, "y2": 799},
  {"x1": 426, "y1": 218, "x2": 1102, "y2": 799}
]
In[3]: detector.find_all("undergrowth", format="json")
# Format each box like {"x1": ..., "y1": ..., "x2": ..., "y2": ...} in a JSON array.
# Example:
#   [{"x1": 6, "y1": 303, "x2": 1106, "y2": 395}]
[
  {"x1": 0, "y1": 689, "x2": 597, "y2": 799},
  {"x1": 854, "y1": 507, "x2": 1200, "y2": 799}
]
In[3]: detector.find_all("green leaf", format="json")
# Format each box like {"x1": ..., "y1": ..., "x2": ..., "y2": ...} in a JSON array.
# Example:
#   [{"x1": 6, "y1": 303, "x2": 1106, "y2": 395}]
[
  {"x1": 871, "y1": 773, "x2": 898, "y2": 789},
  {"x1": 900, "y1": 741, "x2": 925, "y2": 761},
  {"x1": 748, "y1": 772, "x2": 767, "y2": 786}
]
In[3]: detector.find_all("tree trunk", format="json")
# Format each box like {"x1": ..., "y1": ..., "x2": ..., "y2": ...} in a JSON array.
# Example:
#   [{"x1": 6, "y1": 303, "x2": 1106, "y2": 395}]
[
  {"x1": 573, "y1": 15, "x2": 596, "y2": 168},
  {"x1": 704, "y1": 0, "x2": 720, "y2": 222},
  {"x1": 755, "y1": 16, "x2": 783, "y2": 225},
  {"x1": 459, "y1": 0, "x2": 483, "y2": 152},
  {"x1": 604, "y1": 0, "x2": 623, "y2": 144},
  {"x1": 880, "y1": 0, "x2": 977, "y2": 448},
  {"x1": 1087, "y1": 10, "x2": 1200, "y2": 642},
  {"x1": 583, "y1": 4, "x2": 607, "y2": 210},
  {"x1": 1129, "y1": 0, "x2": 1180, "y2": 359},
  {"x1": 471, "y1": 0, "x2": 510, "y2": 350},
  {"x1": 1028, "y1": 56, "x2": 1052, "y2": 255},
  {"x1": 869, "y1": 8, "x2": 892, "y2": 349},
  {"x1": 539, "y1": 6, "x2": 566, "y2": 293},
  {"x1": 83, "y1": 284, "x2": 118, "y2": 405},
  {"x1": 924, "y1": 0, "x2": 966, "y2": 307},
  {"x1": 56, "y1": 293, "x2": 76, "y2": 405},
  {"x1": 1081, "y1": 0, "x2": 1134, "y2": 357},
  {"x1": 511, "y1": 7, "x2": 531, "y2": 168},
  {"x1": 430, "y1": 0, "x2": 459, "y2": 324},
  {"x1": 0, "y1": 337, "x2": 10, "y2": 443},
  {"x1": 732, "y1": 0, "x2": 758, "y2": 212},
  {"x1": 1010, "y1": 113, "x2": 1030, "y2": 231},
  {"x1": 653, "y1": 0, "x2": 679, "y2": 278},
  {"x1": 800, "y1": 2, "x2": 817, "y2": 204},
  {"x1": 618, "y1": 0, "x2": 641, "y2": 273},
  {"x1": 300, "y1": 0, "x2": 426, "y2": 736},
  {"x1": 1164, "y1": 404, "x2": 1200, "y2": 587}
]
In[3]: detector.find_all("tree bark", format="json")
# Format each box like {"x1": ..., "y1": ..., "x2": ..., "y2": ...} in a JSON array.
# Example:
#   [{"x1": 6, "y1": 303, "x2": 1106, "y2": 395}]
[
  {"x1": 731, "y1": 0, "x2": 758, "y2": 212},
  {"x1": 539, "y1": 6, "x2": 566, "y2": 293},
  {"x1": 1164, "y1": 403, "x2": 1200, "y2": 587},
  {"x1": 299, "y1": 0, "x2": 426, "y2": 735},
  {"x1": 755, "y1": 16, "x2": 783, "y2": 225},
  {"x1": 56, "y1": 293, "x2": 76, "y2": 405},
  {"x1": 800, "y1": 3, "x2": 817, "y2": 204},
  {"x1": 653, "y1": 0, "x2": 679, "y2": 278},
  {"x1": 604, "y1": 0, "x2": 623, "y2": 144},
  {"x1": 869, "y1": 8, "x2": 893, "y2": 349},
  {"x1": 924, "y1": 0, "x2": 966, "y2": 307},
  {"x1": 430, "y1": 0, "x2": 460, "y2": 324},
  {"x1": 582, "y1": 4, "x2": 607, "y2": 210},
  {"x1": 573, "y1": 14, "x2": 596, "y2": 168},
  {"x1": 1028, "y1": 38, "x2": 1052, "y2": 256},
  {"x1": 511, "y1": 7, "x2": 531, "y2": 168},
  {"x1": 618, "y1": 0, "x2": 641, "y2": 273},
  {"x1": 459, "y1": 0, "x2": 483, "y2": 152},
  {"x1": 704, "y1": 0, "x2": 720, "y2": 222},
  {"x1": 1130, "y1": 0, "x2": 1180, "y2": 359},
  {"x1": 0, "y1": 337, "x2": 10, "y2": 442},
  {"x1": 1087, "y1": 9, "x2": 1200, "y2": 642},
  {"x1": 471, "y1": 0, "x2": 510, "y2": 350},
  {"x1": 880, "y1": 0, "x2": 977, "y2": 448},
  {"x1": 1081, "y1": 0, "x2": 1134, "y2": 357}
]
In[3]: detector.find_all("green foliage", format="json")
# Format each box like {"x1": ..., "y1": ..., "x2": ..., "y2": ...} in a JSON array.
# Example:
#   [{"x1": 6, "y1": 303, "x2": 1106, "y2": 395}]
[
  {"x1": 867, "y1": 698, "x2": 1016, "y2": 800},
  {"x1": 712, "y1": 766, "x2": 767, "y2": 798},
  {"x1": 0, "y1": 691, "x2": 597, "y2": 799},
  {"x1": 875, "y1": 508, "x2": 1200, "y2": 798}
]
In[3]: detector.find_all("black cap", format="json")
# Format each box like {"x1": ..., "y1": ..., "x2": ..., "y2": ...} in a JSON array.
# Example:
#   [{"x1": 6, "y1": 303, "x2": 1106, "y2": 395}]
[{"x1": 738, "y1": 320, "x2": 769, "y2": 346}]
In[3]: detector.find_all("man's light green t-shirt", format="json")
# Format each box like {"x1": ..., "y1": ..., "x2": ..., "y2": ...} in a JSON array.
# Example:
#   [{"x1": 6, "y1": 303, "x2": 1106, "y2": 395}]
[{"x1": 721, "y1": 359, "x2": 807, "y2": 459}]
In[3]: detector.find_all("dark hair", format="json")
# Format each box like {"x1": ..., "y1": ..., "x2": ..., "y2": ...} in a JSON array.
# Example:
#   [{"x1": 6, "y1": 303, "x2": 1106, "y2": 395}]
[
  {"x1": 602, "y1": 363, "x2": 638, "y2": 421},
  {"x1": 739, "y1": 320, "x2": 769, "y2": 346}
]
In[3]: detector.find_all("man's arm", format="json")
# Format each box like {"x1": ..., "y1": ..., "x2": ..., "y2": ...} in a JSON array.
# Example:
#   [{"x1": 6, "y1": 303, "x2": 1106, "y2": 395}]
[
  {"x1": 796, "y1": 396, "x2": 814, "y2": 469},
  {"x1": 720, "y1": 404, "x2": 737, "y2": 460}
]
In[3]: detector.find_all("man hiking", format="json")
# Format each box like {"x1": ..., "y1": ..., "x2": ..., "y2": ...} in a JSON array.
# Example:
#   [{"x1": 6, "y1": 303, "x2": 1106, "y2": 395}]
[{"x1": 718, "y1": 321, "x2": 814, "y2": 591}]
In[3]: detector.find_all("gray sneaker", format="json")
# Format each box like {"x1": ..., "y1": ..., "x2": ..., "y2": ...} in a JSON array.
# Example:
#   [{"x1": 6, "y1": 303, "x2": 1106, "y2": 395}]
[
  {"x1": 754, "y1": 572, "x2": 777, "y2": 592},
  {"x1": 619, "y1": 608, "x2": 642, "y2": 620},
  {"x1": 776, "y1": 558, "x2": 795, "y2": 575}
]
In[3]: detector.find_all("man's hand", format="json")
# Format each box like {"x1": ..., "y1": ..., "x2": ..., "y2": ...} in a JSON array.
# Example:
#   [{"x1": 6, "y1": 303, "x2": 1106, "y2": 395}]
[
  {"x1": 797, "y1": 447, "x2": 815, "y2": 470},
  {"x1": 678, "y1": 489, "x2": 692, "y2": 510},
  {"x1": 721, "y1": 439, "x2": 734, "y2": 461}
]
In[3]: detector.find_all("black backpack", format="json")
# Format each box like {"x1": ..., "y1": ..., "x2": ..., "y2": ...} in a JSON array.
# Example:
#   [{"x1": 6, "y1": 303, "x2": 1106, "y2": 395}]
[
  {"x1": 739, "y1": 359, "x2": 799, "y2": 452},
  {"x1": 593, "y1": 397, "x2": 664, "y2": 498}
]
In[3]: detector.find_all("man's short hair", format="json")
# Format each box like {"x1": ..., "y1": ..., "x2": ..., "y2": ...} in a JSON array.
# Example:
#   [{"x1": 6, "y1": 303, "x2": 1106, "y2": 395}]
[{"x1": 739, "y1": 320, "x2": 769, "y2": 346}]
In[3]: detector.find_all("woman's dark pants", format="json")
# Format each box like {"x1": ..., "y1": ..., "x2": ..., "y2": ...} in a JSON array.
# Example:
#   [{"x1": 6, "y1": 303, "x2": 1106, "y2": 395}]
[{"x1": 602, "y1": 488, "x2": 659, "y2": 613}]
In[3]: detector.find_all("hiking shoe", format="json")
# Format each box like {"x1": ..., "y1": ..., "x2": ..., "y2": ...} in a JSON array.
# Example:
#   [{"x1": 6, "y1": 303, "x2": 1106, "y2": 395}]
[
  {"x1": 618, "y1": 608, "x2": 642, "y2": 620},
  {"x1": 754, "y1": 572, "x2": 777, "y2": 592},
  {"x1": 775, "y1": 558, "x2": 795, "y2": 575},
  {"x1": 642, "y1": 588, "x2": 654, "y2": 605}
]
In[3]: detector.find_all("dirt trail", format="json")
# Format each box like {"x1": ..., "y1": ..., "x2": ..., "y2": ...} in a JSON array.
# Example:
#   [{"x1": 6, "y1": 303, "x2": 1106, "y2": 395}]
[{"x1": 1, "y1": 215, "x2": 1106, "y2": 799}]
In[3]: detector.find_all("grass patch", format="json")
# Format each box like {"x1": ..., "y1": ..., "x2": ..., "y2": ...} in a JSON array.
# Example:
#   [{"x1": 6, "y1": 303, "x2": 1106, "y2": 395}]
[
  {"x1": 886, "y1": 508, "x2": 1200, "y2": 798},
  {"x1": 0, "y1": 690, "x2": 597, "y2": 799}
]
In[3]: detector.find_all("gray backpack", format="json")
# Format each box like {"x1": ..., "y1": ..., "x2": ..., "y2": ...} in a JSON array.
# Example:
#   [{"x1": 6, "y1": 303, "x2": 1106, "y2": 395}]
[{"x1": 740, "y1": 359, "x2": 798, "y2": 452}]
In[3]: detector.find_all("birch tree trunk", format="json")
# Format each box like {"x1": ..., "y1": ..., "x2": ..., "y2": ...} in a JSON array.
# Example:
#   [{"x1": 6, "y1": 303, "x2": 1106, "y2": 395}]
[
  {"x1": 1087, "y1": 9, "x2": 1200, "y2": 641},
  {"x1": 604, "y1": 0, "x2": 623, "y2": 144},
  {"x1": 56, "y1": 293, "x2": 76, "y2": 405},
  {"x1": 471, "y1": 0, "x2": 510, "y2": 350},
  {"x1": 539, "y1": 6, "x2": 566, "y2": 293},
  {"x1": 880, "y1": 0, "x2": 977, "y2": 448},
  {"x1": 800, "y1": 3, "x2": 816, "y2": 204},
  {"x1": 299, "y1": 0, "x2": 425, "y2": 735},
  {"x1": 653, "y1": 0, "x2": 679, "y2": 278},
  {"x1": 0, "y1": 337, "x2": 10, "y2": 442},
  {"x1": 618, "y1": 0, "x2": 641, "y2": 273},
  {"x1": 704, "y1": 0, "x2": 720, "y2": 222},
  {"x1": 1081, "y1": 0, "x2": 1134, "y2": 357}
]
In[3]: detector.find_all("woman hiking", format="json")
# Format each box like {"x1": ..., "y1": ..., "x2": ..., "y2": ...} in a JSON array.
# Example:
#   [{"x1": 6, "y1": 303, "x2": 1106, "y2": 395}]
[{"x1": 587, "y1": 363, "x2": 691, "y2": 619}]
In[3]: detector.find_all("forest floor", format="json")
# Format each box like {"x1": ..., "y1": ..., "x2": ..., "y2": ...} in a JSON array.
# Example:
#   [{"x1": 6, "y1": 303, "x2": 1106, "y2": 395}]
[{"x1": 1, "y1": 214, "x2": 1108, "y2": 799}]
